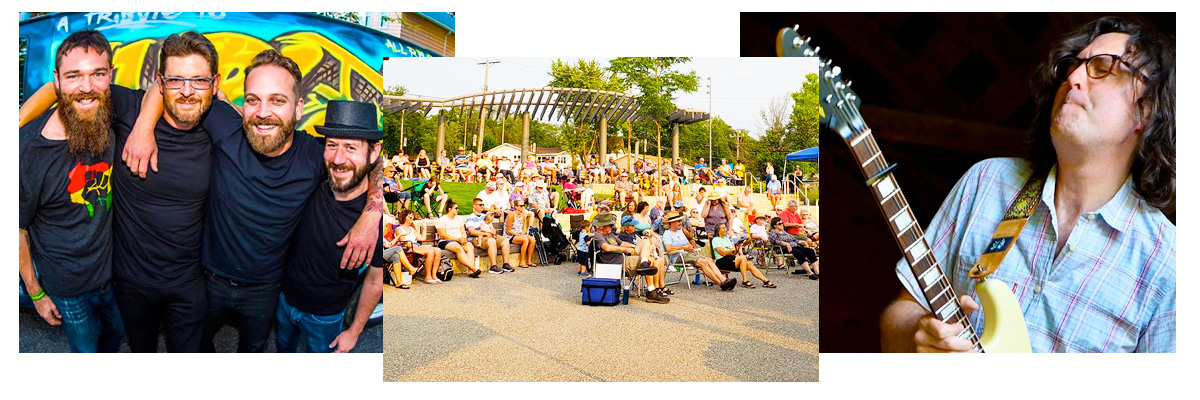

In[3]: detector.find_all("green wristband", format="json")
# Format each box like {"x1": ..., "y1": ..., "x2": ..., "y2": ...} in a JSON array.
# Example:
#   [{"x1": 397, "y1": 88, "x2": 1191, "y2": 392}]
[{"x1": 29, "y1": 288, "x2": 46, "y2": 301}]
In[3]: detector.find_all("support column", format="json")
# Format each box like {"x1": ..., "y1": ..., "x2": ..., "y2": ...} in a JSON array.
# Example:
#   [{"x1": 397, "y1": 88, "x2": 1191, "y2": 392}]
[
  {"x1": 436, "y1": 113, "x2": 446, "y2": 159},
  {"x1": 598, "y1": 116, "x2": 608, "y2": 164},
  {"x1": 477, "y1": 108, "x2": 487, "y2": 155},
  {"x1": 671, "y1": 123, "x2": 679, "y2": 165},
  {"x1": 520, "y1": 112, "x2": 530, "y2": 161},
  {"x1": 399, "y1": 113, "x2": 405, "y2": 152}
]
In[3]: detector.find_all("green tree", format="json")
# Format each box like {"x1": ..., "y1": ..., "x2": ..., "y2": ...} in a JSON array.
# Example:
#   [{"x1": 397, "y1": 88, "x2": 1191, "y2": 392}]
[
  {"x1": 787, "y1": 73, "x2": 820, "y2": 177},
  {"x1": 747, "y1": 72, "x2": 821, "y2": 181},
  {"x1": 546, "y1": 59, "x2": 625, "y2": 160},
  {"x1": 380, "y1": 85, "x2": 409, "y2": 156},
  {"x1": 607, "y1": 57, "x2": 700, "y2": 160}
]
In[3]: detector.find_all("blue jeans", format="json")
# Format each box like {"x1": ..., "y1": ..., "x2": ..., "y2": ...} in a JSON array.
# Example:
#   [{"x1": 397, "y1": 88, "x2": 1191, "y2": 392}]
[
  {"x1": 275, "y1": 293, "x2": 345, "y2": 353},
  {"x1": 52, "y1": 284, "x2": 125, "y2": 353}
]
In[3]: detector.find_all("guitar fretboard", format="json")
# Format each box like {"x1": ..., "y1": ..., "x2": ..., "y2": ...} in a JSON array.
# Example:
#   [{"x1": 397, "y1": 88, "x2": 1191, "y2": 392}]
[{"x1": 847, "y1": 130, "x2": 984, "y2": 353}]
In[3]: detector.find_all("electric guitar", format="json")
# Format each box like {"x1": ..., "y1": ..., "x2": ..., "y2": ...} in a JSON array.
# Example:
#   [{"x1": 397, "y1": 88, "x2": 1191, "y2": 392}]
[{"x1": 776, "y1": 26, "x2": 1031, "y2": 352}]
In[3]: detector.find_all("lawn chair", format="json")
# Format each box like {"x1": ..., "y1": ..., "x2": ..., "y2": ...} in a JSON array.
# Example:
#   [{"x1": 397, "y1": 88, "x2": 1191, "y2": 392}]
[{"x1": 593, "y1": 251, "x2": 638, "y2": 302}]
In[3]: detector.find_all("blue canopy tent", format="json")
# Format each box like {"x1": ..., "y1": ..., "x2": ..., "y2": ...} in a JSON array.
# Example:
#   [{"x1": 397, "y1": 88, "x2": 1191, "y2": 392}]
[
  {"x1": 783, "y1": 146, "x2": 819, "y2": 205},
  {"x1": 785, "y1": 146, "x2": 819, "y2": 162}
]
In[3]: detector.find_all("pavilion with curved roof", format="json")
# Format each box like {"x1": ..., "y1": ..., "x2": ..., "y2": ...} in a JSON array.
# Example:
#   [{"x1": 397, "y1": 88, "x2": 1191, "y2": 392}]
[{"x1": 381, "y1": 87, "x2": 709, "y2": 163}]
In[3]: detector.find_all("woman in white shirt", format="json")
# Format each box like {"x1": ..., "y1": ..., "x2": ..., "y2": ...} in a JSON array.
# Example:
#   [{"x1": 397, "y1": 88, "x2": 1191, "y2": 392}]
[{"x1": 435, "y1": 200, "x2": 483, "y2": 279}]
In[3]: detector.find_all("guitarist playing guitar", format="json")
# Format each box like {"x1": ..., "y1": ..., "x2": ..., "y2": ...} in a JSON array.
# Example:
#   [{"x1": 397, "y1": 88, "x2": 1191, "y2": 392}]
[
  {"x1": 780, "y1": 16, "x2": 1174, "y2": 353},
  {"x1": 878, "y1": 17, "x2": 1176, "y2": 352}
]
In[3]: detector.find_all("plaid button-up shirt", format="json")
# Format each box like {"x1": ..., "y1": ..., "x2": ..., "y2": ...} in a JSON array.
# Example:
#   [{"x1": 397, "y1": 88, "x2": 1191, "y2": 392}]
[{"x1": 897, "y1": 158, "x2": 1175, "y2": 352}]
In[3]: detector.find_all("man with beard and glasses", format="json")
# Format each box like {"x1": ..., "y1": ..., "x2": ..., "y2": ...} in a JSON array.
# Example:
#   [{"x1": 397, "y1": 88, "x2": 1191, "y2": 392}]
[
  {"x1": 882, "y1": 17, "x2": 1175, "y2": 353},
  {"x1": 117, "y1": 49, "x2": 383, "y2": 352},
  {"x1": 277, "y1": 101, "x2": 384, "y2": 353},
  {"x1": 104, "y1": 31, "x2": 216, "y2": 353},
  {"x1": 18, "y1": 30, "x2": 124, "y2": 352}
]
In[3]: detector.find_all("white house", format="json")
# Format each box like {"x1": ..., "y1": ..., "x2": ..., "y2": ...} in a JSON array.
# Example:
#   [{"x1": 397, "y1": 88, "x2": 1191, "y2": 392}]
[{"x1": 482, "y1": 143, "x2": 576, "y2": 169}]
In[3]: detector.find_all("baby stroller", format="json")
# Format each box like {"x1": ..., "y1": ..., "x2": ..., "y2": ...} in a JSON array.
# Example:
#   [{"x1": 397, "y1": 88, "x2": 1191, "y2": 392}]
[{"x1": 540, "y1": 214, "x2": 571, "y2": 264}]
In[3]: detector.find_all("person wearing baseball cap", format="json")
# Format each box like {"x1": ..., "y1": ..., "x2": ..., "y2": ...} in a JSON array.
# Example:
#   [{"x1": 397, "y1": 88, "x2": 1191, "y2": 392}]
[{"x1": 278, "y1": 100, "x2": 385, "y2": 352}]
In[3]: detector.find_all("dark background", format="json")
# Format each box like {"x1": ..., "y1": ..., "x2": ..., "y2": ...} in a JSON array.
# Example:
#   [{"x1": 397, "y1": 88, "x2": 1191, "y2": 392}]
[{"x1": 741, "y1": 12, "x2": 1175, "y2": 352}]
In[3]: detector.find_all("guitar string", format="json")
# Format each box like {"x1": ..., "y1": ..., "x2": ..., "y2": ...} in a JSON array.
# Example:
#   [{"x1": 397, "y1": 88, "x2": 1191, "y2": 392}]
[{"x1": 836, "y1": 86, "x2": 983, "y2": 351}]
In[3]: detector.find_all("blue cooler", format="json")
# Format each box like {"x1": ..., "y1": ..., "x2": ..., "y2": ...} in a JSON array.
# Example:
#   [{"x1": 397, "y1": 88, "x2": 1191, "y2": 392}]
[{"x1": 581, "y1": 278, "x2": 621, "y2": 306}]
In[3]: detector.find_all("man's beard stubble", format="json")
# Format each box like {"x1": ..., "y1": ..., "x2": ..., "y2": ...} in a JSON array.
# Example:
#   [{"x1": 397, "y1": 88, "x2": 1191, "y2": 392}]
[
  {"x1": 56, "y1": 88, "x2": 113, "y2": 158},
  {"x1": 327, "y1": 159, "x2": 371, "y2": 196},
  {"x1": 242, "y1": 114, "x2": 295, "y2": 156},
  {"x1": 166, "y1": 92, "x2": 211, "y2": 127}
]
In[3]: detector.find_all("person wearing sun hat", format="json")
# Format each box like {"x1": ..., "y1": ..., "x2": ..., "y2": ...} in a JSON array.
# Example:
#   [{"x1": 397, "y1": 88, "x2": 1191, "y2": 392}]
[
  {"x1": 277, "y1": 100, "x2": 385, "y2": 353},
  {"x1": 661, "y1": 211, "x2": 737, "y2": 291},
  {"x1": 700, "y1": 188, "x2": 734, "y2": 236}
]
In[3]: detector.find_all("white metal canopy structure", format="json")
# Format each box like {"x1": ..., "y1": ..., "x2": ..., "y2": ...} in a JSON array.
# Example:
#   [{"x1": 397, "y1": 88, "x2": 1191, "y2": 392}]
[{"x1": 381, "y1": 87, "x2": 708, "y2": 162}]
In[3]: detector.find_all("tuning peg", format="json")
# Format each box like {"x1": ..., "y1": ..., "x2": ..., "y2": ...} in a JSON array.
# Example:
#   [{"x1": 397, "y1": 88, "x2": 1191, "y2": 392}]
[
  {"x1": 847, "y1": 94, "x2": 857, "y2": 102},
  {"x1": 824, "y1": 94, "x2": 833, "y2": 103},
  {"x1": 804, "y1": 48, "x2": 815, "y2": 57},
  {"x1": 813, "y1": 46, "x2": 821, "y2": 55},
  {"x1": 793, "y1": 24, "x2": 800, "y2": 32},
  {"x1": 832, "y1": 66, "x2": 842, "y2": 77},
  {"x1": 846, "y1": 80, "x2": 853, "y2": 88},
  {"x1": 835, "y1": 82, "x2": 845, "y2": 90},
  {"x1": 792, "y1": 36, "x2": 803, "y2": 50}
]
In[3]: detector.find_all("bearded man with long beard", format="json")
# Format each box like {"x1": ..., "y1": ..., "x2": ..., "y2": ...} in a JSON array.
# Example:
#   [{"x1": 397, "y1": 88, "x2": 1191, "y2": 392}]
[
  {"x1": 19, "y1": 30, "x2": 123, "y2": 353},
  {"x1": 276, "y1": 100, "x2": 384, "y2": 353}
]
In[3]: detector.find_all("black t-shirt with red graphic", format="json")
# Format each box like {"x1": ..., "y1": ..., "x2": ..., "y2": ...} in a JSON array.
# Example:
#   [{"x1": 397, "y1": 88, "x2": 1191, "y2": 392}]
[{"x1": 19, "y1": 109, "x2": 115, "y2": 298}]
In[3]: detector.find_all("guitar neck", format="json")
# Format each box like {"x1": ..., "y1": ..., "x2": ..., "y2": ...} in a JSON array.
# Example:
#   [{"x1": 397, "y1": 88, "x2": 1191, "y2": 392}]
[{"x1": 846, "y1": 129, "x2": 984, "y2": 352}]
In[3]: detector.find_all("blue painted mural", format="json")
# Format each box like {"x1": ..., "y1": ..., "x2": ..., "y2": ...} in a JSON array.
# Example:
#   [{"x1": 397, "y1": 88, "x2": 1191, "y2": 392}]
[{"x1": 19, "y1": 12, "x2": 445, "y2": 131}]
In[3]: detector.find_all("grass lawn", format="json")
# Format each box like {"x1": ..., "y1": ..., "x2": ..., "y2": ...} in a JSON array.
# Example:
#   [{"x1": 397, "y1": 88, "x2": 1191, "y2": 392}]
[{"x1": 398, "y1": 180, "x2": 611, "y2": 216}]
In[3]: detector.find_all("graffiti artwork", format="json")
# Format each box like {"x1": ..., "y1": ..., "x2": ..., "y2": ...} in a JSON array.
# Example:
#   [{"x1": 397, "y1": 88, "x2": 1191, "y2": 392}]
[{"x1": 19, "y1": 12, "x2": 444, "y2": 131}]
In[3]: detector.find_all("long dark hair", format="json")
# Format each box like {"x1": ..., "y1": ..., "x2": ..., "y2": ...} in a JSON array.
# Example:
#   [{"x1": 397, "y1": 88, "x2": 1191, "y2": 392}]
[{"x1": 1029, "y1": 16, "x2": 1175, "y2": 210}]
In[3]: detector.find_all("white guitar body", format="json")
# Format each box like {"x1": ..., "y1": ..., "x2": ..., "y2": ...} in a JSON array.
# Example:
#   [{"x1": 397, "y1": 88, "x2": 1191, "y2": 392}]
[{"x1": 976, "y1": 279, "x2": 1032, "y2": 352}]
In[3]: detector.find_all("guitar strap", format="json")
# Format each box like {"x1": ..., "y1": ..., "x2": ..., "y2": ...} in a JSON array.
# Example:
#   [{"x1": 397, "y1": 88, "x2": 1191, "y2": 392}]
[{"x1": 968, "y1": 171, "x2": 1047, "y2": 280}]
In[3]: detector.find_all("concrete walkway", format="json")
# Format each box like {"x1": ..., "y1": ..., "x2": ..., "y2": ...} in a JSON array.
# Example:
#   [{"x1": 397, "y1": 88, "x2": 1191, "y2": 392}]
[{"x1": 383, "y1": 259, "x2": 818, "y2": 382}]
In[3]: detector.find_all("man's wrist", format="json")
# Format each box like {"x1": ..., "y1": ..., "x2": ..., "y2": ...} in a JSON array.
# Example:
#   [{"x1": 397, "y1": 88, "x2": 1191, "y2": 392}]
[{"x1": 29, "y1": 287, "x2": 46, "y2": 301}]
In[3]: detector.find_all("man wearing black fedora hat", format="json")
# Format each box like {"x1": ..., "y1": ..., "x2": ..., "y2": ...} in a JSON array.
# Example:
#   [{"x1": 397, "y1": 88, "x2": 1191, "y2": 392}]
[{"x1": 276, "y1": 100, "x2": 384, "y2": 353}]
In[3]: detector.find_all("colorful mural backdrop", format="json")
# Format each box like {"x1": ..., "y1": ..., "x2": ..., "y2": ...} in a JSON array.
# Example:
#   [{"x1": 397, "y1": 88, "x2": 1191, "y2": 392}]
[{"x1": 19, "y1": 12, "x2": 444, "y2": 131}]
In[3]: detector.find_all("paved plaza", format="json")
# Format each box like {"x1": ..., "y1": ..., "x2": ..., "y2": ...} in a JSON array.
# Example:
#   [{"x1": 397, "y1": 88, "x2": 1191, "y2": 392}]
[{"x1": 383, "y1": 258, "x2": 818, "y2": 382}]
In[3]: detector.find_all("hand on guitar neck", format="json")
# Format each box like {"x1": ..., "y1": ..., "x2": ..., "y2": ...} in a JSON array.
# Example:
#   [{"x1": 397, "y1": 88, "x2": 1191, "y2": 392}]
[{"x1": 882, "y1": 291, "x2": 980, "y2": 353}]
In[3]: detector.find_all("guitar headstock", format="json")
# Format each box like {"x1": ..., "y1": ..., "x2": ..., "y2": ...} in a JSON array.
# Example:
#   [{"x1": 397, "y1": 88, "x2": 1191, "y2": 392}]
[{"x1": 777, "y1": 26, "x2": 867, "y2": 141}]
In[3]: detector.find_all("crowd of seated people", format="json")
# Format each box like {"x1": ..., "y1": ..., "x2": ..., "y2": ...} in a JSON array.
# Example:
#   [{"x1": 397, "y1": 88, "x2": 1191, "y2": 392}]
[{"x1": 380, "y1": 148, "x2": 820, "y2": 295}]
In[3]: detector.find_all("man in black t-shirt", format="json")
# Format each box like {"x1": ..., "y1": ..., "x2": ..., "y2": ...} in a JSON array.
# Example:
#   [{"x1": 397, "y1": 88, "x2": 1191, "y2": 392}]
[
  {"x1": 18, "y1": 30, "x2": 124, "y2": 353},
  {"x1": 105, "y1": 32, "x2": 217, "y2": 353},
  {"x1": 278, "y1": 100, "x2": 384, "y2": 353}
]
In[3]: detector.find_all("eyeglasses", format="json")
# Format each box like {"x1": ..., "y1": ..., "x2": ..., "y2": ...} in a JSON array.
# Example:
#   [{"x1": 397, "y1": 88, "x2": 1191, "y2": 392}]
[
  {"x1": 1053, "y1": 54, "x2": 1143, "y2": 82},
  {"x1": 162, "y1": 75, "x2": 216, "y2": 90}
]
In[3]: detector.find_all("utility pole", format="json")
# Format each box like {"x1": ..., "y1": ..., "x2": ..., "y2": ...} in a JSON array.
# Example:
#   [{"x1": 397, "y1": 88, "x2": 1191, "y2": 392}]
[
  {"x1": 736, "y1": 130, "x2": 741, "y2": 160},
  {"x1": 477, "y1": 58, "x2": 500, "y2": 154},
  {"x1": 706, "y1": 77, "x2": 712, "y2": 167}
]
